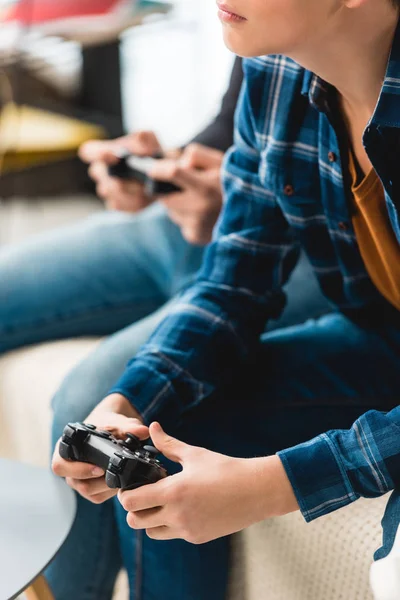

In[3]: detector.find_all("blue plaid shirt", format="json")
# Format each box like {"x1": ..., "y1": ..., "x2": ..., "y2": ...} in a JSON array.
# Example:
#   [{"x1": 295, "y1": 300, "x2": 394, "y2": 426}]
[{"x1": 111, "y1": 25, "x2": 400, "y2": 521}]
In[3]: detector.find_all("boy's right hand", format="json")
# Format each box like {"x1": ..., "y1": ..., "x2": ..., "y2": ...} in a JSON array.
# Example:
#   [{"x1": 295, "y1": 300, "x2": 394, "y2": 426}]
[
  {"x1": 79, "y1": 131, "x2": 162, "y2": 213},
  {"x1": 52, "y1": 393, "x2": 148, "y2": 504}
]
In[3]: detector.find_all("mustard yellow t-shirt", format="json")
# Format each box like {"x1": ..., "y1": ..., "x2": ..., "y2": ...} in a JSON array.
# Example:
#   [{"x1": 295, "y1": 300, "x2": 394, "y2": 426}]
[{"x1": 349, "y1": 152, "x2": 400, "y2": 311}]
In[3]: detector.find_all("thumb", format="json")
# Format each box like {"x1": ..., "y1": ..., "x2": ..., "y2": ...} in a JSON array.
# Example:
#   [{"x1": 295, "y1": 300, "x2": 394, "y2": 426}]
[
  {"x1": 130, "y1": 131, "x2": 162, "y2": 156},
  {"x1": 78, "y1": 132, "x2": 158, "y2": 165},
  {"x1": 79, "y1": 139, "x2": 122, "y2": 165},
  {"x1": 181, "y1": 144, "x2": 224, "y2": 170},
  {"x1": 149, "y1": 422, "x2": 189, "y2": 464},
  {"x1": 150, "y1": 159, "x2": 207, "y2": 191}
]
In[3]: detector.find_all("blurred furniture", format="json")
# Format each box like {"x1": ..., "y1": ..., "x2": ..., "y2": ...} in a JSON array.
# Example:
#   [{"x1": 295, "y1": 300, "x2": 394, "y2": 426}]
[
  {"x1": 70, "y1": 1, "x2": 172, "y2": 136},
  {"x1": 0, "y1": 102, "x2": 107, "y2": 197},
  {"x1": 80, "y1": 41, "x2": 124, "y2": 137},
  {"x1": 0, "y1": 65, "x2": 110, "y2": 197},
  {"x1": 0, "y1": 459, "x2": 76, "y2": 600},
  {"x1": 0, "y1": 1, "x2": 172, "y2": 198},
  {"x1": 3, "y1": 1, "x2": 173, "y2": 133}
]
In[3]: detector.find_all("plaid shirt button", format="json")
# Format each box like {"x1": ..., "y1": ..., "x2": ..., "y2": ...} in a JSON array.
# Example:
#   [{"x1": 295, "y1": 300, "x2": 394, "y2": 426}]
[
  {"x1": 328, "y1": 152, "x2": 337, "y2": 162},
  {"x1": 284, "y1": 184, "x2": 294, "y2": 196},
  {"x1": 338, "y1": 222, "x2": 349, "y2": 231}
]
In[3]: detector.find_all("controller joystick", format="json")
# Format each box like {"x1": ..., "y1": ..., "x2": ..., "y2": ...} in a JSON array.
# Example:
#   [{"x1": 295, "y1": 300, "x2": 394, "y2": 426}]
[
  {"x1": 124, "y1": 433, "x2": 141, "y2": 451},
  {"x1": 59, "y1": 422, "x2": 167, "y2": 491}
]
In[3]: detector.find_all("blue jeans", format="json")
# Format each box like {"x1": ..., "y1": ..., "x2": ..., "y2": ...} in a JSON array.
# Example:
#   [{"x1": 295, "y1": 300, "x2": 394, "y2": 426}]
[
  {"x1": 0, "y1": 203, "x2": 397, "y2": 599},
  {"x1": 0, "y1": 204, "x2": 203, "y2": 352}
]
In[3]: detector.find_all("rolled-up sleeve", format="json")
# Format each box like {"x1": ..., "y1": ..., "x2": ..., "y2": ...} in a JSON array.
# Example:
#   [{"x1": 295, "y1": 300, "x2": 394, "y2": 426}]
[{"x1": 278, "y1": 406, "x2": 400, "y2": 522}]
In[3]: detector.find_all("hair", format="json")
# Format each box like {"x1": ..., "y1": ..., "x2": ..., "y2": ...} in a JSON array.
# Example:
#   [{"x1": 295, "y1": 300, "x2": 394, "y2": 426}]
[{"x1": 393, "y1": 0, "x2": 400, "y2": 7}]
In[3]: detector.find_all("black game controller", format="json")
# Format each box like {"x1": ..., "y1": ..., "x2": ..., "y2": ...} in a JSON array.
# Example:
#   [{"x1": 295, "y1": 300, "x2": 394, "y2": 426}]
[
  {"x1": 108, "y1": 149, "x2": 182, "y2": 197},
  {"x1": 59, "y1": 422, "x2": 167, "y2": 491}
]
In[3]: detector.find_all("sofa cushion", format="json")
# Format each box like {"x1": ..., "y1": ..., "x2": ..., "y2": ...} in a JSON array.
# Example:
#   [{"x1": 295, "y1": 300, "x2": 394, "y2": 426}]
[{"x1": 0, "y1": 338, "x2": 101, "y2": 464}]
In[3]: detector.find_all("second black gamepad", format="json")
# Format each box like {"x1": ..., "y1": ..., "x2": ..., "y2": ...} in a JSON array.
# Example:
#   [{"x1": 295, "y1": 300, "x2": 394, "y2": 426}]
[
  {"x1": 108, "y1": 149, "x2": 182, "y2": 197},
  {"x1": 59, "y1": 422, "x2": 168, "y2": 491}
]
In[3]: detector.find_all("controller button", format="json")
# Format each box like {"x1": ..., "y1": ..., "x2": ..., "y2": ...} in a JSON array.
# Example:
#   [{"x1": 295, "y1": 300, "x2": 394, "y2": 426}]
[
  {"x1": 84, "y1": 423, "x2": 96, "y2": 430},
  {"x1": 111, "y1": 453, "x2": 126, "y2": 471},
  {"x1": 59, "y1": 440, "x2": 73, "y2": 460},
  {"x1": 114, "y1": 454, "x2": 124, "y2": 465},
  {"x1": 105, "y1": 471, "x2": 121, "y2": 489},
  {"x1": 143, "y1": 445, "x2": 159, "y2": 458},
  {"x1": 63, "y1": 425, "x2": 76, "y2": 437}
]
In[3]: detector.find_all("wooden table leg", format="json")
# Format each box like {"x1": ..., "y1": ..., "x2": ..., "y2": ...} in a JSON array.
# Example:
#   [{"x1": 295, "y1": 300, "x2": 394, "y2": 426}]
[{"x1": 24, "y1": 575, "x2": 54, "y2": 600}]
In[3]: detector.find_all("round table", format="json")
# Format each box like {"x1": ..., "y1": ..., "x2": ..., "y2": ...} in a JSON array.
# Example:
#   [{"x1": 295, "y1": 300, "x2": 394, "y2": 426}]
[{"x1": 0, "y1": 459, "x2": 76, "y2": 600}]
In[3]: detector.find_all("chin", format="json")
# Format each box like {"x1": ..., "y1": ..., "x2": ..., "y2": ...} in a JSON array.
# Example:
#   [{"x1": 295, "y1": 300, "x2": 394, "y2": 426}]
[
  {"x1": 222, "y1": 29, "x2": 259, "y2": 57},
  {"x1": 222, "y1": 28, "x2": 274, "y2": 57}
]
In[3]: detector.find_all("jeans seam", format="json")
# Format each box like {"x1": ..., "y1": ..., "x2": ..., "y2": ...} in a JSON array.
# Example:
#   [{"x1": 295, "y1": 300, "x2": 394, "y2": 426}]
[
  {"x1": 135, "y1": 530, "x2": 144, "y2": 600},
  {"x1": 84, "y1": 502, "x2": 120, "y2": 600},
  {"x1": 0, "y1": 297, "x2": 166, "y2": 340}
]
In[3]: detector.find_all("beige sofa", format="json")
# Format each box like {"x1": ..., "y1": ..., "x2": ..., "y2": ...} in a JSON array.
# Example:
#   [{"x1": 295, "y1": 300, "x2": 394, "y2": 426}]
[{"x1": 0, "y1": 196, "x2": 389, "y2": 600}]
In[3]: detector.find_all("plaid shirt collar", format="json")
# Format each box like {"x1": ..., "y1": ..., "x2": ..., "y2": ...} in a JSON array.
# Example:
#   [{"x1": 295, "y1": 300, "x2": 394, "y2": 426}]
[{"x1": 301, "y1": 70, "x2": 330, "y2": 113}]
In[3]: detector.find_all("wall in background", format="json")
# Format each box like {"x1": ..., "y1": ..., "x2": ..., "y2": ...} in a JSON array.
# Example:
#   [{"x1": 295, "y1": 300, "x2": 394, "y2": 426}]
[{"x1": 121, "y1": 0, "x2": 235, "y2": 148}]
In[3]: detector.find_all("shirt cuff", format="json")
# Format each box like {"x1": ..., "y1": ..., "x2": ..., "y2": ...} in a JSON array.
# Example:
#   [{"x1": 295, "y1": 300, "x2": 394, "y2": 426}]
[
  {"x1": 277, "y1": 433, "x2": 359, "y2": 523},
  {"x1": 107, "y1": 352, "x2": 213, "y2": 428},
  {"x1": 108, "y1": 362, "x2": 179, "y2": 427}
]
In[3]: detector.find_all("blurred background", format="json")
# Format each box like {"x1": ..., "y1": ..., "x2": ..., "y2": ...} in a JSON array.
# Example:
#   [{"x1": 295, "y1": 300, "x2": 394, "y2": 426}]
[{"x1": 0, "y1": 0, "x2": 234, "y2": 241}]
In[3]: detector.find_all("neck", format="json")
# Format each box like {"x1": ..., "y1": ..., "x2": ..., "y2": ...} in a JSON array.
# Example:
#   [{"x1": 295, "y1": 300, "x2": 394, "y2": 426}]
[{"x1": 289, "y1": 3, "x2": 398, "y2": 119}]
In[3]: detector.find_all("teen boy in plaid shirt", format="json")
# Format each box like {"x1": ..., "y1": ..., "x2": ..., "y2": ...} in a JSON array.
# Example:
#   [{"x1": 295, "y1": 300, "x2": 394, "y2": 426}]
[{"x1": 53, "y1": 1, "x2": 400, "y2": 598}]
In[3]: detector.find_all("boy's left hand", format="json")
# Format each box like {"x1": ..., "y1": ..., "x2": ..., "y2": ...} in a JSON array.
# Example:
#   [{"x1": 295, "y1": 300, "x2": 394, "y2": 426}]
[{"x1": 118, "y1": 422, "x2": 299, "y2": 544}]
